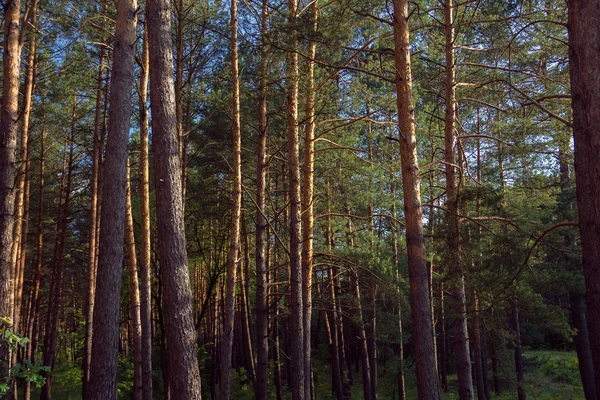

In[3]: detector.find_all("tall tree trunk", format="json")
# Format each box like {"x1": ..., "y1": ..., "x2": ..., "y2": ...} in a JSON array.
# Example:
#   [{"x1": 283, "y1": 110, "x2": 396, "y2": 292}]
[
  {"x1": 138, "y1": 21, "x2": 154, "y2": 400},
  {"x1": 125, "y1": 161, "x2": 143, "y2": 400},
  {"x1": 147, "y1": 0, "x2": 202, "y2": 397},
  {"x1": 12, "y1": 0, "x2": 38, "y2": 348},
  {"x1": 83, "y1": 9, "x2": 107, "y2": 395},
  {"x1": 471, "y1": 292, "x2": 487, "y2": 400},
  {"x1": 88, "y1": 0, "x2": 137, "y2": 397},
  {"x1": 567, "y1": 2, "x2": 600, "y2": 395},
  {"x1": 255, "y1": 0, "x2": 270, "y2": 397},
  {"x1": 41, "y1": 97, "x2": 76, "y2": 400},
  {"x1": 286, "y1": 0, "x2": 304, "y2": 398},
  {"x1": 443, "y1": 1, "x2": 473, "y2": 398},
  {"x1": 0, "y1": 1, "x2": 22, "y2": 389},
  {"x1": 24, "y1": 118, "x2": 44, "y2": 400},
  {"x1": 302, "y1": 2, "x2": 318, "y2": 398},
  {"x1": 220, "y1": 0, "x2": 242, "y2": 397},
  {"x1": 391, "y1": 0, "x2": 440, "y2": 398}
]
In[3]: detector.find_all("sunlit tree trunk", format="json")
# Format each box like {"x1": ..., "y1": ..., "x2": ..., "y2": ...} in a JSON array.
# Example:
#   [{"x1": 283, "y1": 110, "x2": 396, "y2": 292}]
[
  {"x1": 302, "y1": 2, "x2": 318, "y2": 398},
  {"x1": 138, "y1": 21, "x2": 153, "y2": 400},
  {"x1": 0, "y1": 1, "x2": 23, "y2": 389}
]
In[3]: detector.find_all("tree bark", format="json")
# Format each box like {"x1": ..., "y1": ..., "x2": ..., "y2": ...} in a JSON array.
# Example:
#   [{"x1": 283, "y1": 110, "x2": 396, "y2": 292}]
[
  {"x1": 286, "y1": 0, "x2": 305, "y2": 398},
  {"x1": 0, "y1": 0, "x2": 22, "y2": 389},
  {"x1": 443, "y1": 1, "x2": 474, "y2": 398},
  {"x1": 83, "y1": 8, "x2": 107, "y2": 395},
  {"x1": 138, "y1": 21, "x2": 154, "y2": 400},
  {"x1": 125, "y1": 161, "x2": 143, "y2": 400},
  {"x1": 570, "y1": 293, "x2": 597, "y2": 400},
  {"x1": 220, "y1": 0, "x2": 242, "y2": 397},
  {"x1": 88, "y1": 0, "x2": 137, "y2": 397},
  {"x1": 255, "y1": 0, "x2": 270, "y2": 398},
  {"x1": 567, "y1": 1, "x2": 600, "y2": 396},
  {"x1": 147, "y1": 0, "x2": 203, "y2": 396},
  {"x1": 391, "y1": 0, "x2": 440, "y2": 398},
  {"x1": 302, "y1": 2, "x2": 318, "y2": 398},
  {"x1": 41, "y1": 97, "x2": 76, "y2": 400}
]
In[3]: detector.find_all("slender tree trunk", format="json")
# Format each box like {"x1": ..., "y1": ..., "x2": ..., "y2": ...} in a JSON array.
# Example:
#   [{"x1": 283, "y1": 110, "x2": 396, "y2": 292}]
[
  {"x1": 512, "y1": 299, "x2": 525, "y2": 400},
  {"x1": 83, "y1": 11, "x2": 107, "y2": 396},
  {"x1": 220, "y1": 0, "x2": 242, "y2": 397},
  {"x1": 88, "y1": 1, "x2": 137, "y2": 397},
  {"x1": 471, "y1": 292, "x2": 487, "y2": 400},
  {"x1": 352, "y1": 272, "x2": 372, "y2": 400},
  {"x1": 0, "y1": 1, "x2": 22, "y2": 390},
  {"x1": 255, "y1": 0, "x2": 270, "y2": 397},
  {"x1": 41, "y1": 97, "x2": 76, "y2": 400},
  {"x1": 125, "y1": 161, "x2": 143, "y2": 400},
  {"x1": 391, "y1": 182, "x2": 406, "y2": 400},
  {"x1": 302, "y1": 3, "x2": 318, "y2": 398},
  {"x1": 286, "y1": 0, "x2": 304, "y2": 398},
  {"x1": 391, "y1": 0, "x2": 440, "y2": 398},
  {"x1": 567, "y1": 2, "x2": 600, "y2": 395},
  {"x1": 147, "y1": 0, "x2": 202, "y2": 396}
]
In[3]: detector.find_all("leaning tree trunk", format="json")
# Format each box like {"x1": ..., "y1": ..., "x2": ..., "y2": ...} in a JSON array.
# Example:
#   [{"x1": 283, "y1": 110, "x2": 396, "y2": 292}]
[
  {"x1": 88, "y1": 0, "x2": 137, "y2": 397},
  {"x1": 391, "y1": 0, "x2": 440, "y2": 398},
  {"x1": 567, "y1": 1, "x2": 600, "y2": 396},
  {"x1": 147, "y1": 0, "x2": 203, "y2": 397}
]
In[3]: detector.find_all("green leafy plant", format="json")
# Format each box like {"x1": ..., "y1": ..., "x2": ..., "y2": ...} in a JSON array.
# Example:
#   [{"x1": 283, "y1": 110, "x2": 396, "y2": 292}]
[{"x1": 0, "y1": 317, "x2": 50, "y2": 396}]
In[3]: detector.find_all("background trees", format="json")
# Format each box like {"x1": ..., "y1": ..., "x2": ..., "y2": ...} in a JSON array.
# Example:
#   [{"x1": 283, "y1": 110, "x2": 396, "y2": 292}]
[{"x1": 0, "y1": 0, "x2": 596, "y2": 399}]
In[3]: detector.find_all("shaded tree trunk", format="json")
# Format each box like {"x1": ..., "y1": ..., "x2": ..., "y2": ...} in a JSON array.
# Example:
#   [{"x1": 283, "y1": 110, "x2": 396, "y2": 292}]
[
  {"x1": 254, "y1": 0, "x2": 270, "y2": 397},
  {"x1": 147, "y1": 0, "x2": 203, "y2": 396},
  {"x1": 83, "y1": 9, "x2": 107, "y2": 395},
  {"x1": 125, "y1": 161, "x2": 143, "y2": 400},
  {"x1": 570, "y1": 294, "x2": 597, "y2": 399},
  {"x1": 41, "y1": 97, "x2": 77, "y2": 400},
  {"x1": 392, "y1": 0, "x2": 440, "y2": 398},
  {"x1": 286, "y1": 0, "x2": 305, "y2": 398},
  {"x1": 88, "y1": 0, "x2": 137, "y2": 397},
  {"x1": 220, "y1": 0, "x2": 242, "y2": 397},
  {"x1": 567, "y1": 2, "x2": 600, "y2": 396}
]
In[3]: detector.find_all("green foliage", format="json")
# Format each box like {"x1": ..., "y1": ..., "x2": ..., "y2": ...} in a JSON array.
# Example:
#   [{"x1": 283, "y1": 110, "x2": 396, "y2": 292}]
[{"x1": 0, "y1": 319, "x2": 50, "y2": 396}]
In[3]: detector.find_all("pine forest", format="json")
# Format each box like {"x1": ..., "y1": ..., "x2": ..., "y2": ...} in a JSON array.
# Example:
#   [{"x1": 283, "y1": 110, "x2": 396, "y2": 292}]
[{"x1": 1, "y1": 0, "x2": 599, "y2": 399}]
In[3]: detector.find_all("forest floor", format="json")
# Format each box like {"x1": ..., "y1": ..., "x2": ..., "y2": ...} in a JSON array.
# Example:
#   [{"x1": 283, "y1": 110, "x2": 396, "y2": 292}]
[{"x1": 26, "y1": 350, "x2": 583, "y2": 399}]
